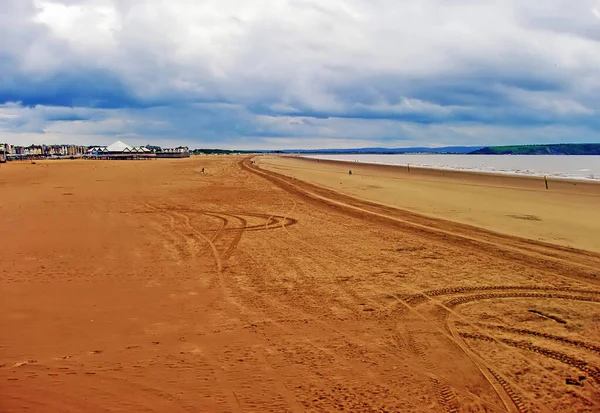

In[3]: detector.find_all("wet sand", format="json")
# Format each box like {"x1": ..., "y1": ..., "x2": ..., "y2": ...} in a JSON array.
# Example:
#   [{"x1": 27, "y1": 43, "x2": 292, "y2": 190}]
[
  {"x1": 259, "y1": 155, "x2": 600, "y2": 253},
  {"x1": 1, "y1": 157, "x2": 600, "y2": 412}
]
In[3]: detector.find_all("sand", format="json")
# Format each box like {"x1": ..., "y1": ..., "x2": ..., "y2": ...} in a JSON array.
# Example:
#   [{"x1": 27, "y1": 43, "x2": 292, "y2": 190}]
[
  {"x1": 260, "y1": 155, "x2": 600, "y2": 253},
  {"x1": 1, "y1": 156, "x2": 600, "y2": 412}
]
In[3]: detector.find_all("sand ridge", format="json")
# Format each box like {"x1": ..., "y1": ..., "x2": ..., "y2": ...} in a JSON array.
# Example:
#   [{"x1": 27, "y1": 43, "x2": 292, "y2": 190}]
[{"x1": 1, "y1": 157, "x2": 600, "y2": 412}]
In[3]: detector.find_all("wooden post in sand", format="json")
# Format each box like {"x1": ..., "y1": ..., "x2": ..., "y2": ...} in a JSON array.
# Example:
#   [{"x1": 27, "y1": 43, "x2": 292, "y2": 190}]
[{"x1": 544, "y1": 176, "x2": 548, "y2": 190}]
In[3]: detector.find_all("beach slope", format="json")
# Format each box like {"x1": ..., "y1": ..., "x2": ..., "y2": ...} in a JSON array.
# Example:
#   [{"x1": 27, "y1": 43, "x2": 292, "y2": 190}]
[{"x1": 259, "y1": 155, "x2": 600, "y2": 253}]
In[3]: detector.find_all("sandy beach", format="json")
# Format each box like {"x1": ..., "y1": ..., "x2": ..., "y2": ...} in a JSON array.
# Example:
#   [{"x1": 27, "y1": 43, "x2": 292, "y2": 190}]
[
  {"x1": 2, "y1": 156, "x2": 600, "y2": 412},
  {"x1": 260, "y1": 155, "x2": 600, "y2": 253}
]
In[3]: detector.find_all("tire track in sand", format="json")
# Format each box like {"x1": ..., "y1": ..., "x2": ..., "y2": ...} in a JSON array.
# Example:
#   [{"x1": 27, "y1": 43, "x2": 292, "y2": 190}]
[
  {"x1": 255, "y1": 195, "x2": 519, "y2": 412},
  {"x1": 395, "y1": 284, "x2": 600, "y2": 411},
  {"x1": 460, "y1": 332, "x2": 600, "y2": 382},
  {"x1": 242, "y1": 188, "x2": 516, "y2": 412},
  {"x1": 444, "y1": 292, "x2": 600, "y2": 309},
  {"x1": 172, "y1": 211, "x2": 223, "y2": 275},
  {"x1": 400, "y1": 285, "x2": 600, "y2": 410},
  {"x1": 241, "y1": 157, "x2": 600, "y2": 285},
  {"x1": 479, "y1": 324, "x2": 600, "y2": 356},
  {"x1": 256, "y1": 193, "x2": 525, "y2": 411},
  {"x1": 235, "y1": 210, "x2": 510, "y2": 412},
  {"x1": 242, "y1": 159, "x2": 591, "y2": 411}
]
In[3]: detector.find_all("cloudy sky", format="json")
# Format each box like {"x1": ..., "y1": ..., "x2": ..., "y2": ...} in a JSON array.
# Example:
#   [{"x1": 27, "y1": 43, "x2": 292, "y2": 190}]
[{"x1": 2, "y1": 0, "x2": 600, "y2": 149}]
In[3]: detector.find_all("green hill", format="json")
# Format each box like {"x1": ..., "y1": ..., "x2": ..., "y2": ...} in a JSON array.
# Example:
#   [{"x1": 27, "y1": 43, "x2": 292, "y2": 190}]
[
  {"x1": 470, "y1": 144, "x2": 600, "y2": 155},
  {"x1": 191, "y1": 149, "x2": 255, "y2": 155}
]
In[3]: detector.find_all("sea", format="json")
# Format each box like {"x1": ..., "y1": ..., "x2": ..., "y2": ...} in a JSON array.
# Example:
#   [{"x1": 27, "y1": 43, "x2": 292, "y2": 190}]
[{"x1": 303, "y1": 154, "x2": 600, "y2": 181}]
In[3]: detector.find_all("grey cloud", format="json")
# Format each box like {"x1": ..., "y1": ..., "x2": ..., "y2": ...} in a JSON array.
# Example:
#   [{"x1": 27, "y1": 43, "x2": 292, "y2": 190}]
[{"x1": 1, "y1": 0, "x2": 600, "y2": 147}]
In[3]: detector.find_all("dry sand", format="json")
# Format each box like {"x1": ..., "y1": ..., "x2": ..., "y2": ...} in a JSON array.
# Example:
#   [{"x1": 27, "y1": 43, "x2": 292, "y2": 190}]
[
  {"x1": 1, "y1": 156, "x2": 600, "y2": 412},
  {"x1": 260, "y1": 155, "x2": 600, "y2": 253}
]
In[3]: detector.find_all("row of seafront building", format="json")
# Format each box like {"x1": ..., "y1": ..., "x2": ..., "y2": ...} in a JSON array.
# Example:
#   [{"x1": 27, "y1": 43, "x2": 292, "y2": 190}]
[
  {"x1": 2, "y1": 144, "x2": 88, "y2": 157},
  {"x1": 0, "y1": 141, "x2": 190, "y2": 160}
]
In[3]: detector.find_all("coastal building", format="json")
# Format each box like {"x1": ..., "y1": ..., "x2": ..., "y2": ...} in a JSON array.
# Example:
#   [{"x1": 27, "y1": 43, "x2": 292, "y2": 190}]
[
  {"x1": 155, "y1": 146, "x2": 190, "y2": 158},
  {"x1": 3, "y1": 144, "x2": 87, "y2": 159},
  {"x1": 1, "y1": 140, "x2": 187, "y2": 161},
  {"x1": 87, "y1": 140, "x2": 154, "y2": 160},
  {"x1": 163, "y1": 146, "x2": 189, "y2": 154}
]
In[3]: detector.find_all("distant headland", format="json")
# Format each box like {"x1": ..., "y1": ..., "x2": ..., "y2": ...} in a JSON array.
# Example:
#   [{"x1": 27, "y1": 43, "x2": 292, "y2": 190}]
[{"x1": 469, "y1": 143, "x2": 600, "y2": 155}]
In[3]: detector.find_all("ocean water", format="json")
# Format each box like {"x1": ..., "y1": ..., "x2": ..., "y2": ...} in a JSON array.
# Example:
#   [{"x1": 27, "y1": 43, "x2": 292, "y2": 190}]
[{"x1": 304, "y1": 154, "x2": 600, "y2": 181}]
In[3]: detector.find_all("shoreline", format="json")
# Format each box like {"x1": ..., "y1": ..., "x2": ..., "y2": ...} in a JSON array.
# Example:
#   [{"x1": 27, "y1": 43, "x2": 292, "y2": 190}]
[
  {"x1": 280, "y1": 155, "x2": 600, "y2": 195},
  {"x1": 294, "y1": 154, "x2": 600, "y2": 184},
  {"x1": 258, "y1": 155, "x2": 600, "y2": 252}
]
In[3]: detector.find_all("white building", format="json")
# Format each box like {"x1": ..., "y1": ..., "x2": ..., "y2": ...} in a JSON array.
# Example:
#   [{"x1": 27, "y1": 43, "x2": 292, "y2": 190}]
[{"x1": 87, "y1": 140, "x2": 153, "y2": 158}]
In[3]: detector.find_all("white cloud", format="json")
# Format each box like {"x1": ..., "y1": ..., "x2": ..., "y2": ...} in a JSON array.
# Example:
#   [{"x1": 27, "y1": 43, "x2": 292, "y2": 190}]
[{"x1": 34, "y1": 0, "x2": 121, "y2": 50}]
